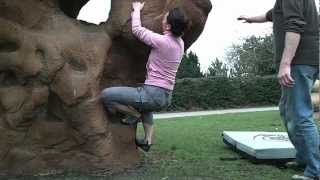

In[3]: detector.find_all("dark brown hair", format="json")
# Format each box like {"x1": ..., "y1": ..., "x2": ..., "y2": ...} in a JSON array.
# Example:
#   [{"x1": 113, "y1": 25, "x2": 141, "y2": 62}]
[{"x1": 167, "y1": 8, "x2": 188, "y2": 37}]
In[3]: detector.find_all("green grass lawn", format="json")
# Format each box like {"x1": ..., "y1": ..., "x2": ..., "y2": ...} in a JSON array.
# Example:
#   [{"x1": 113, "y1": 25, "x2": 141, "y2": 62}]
[
  {"x1": 133, "y1": 110, "x2": 297, "y2": 180},
  {"x1": 5, "y1": 111, "x2": 305, "y2": 180}
]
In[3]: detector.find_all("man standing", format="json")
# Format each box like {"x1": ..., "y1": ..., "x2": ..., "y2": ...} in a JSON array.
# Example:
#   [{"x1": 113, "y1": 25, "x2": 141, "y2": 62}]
[{"x1": 238, "y1": 0, "x2": 320, "y2": 179}]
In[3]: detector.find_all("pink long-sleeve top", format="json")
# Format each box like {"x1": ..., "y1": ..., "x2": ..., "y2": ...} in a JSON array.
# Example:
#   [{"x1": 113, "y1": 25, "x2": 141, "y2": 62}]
[{"x1": 131, "y1": 9, "x2": 184, "y2": 91}]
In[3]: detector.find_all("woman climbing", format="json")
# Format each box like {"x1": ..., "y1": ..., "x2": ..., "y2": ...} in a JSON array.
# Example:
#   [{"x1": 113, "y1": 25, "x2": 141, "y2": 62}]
[{"x1": 101, "y1": 1, "x2": 188, "y2": 152}]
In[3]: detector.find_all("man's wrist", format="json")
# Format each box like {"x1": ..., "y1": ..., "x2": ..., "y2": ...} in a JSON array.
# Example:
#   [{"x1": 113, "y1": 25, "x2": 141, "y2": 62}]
[{"x1": 280, "y1": 61, "x2": 291, "y2": 66}]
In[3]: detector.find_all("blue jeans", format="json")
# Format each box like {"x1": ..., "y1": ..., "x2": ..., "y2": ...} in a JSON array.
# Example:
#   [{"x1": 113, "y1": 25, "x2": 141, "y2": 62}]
[
  {"x1": 279, "y1": 65, "x2": 319, "y2": 178},
  {"x1": 101, "y1": 85, "x2": 172, "y2": 125}
]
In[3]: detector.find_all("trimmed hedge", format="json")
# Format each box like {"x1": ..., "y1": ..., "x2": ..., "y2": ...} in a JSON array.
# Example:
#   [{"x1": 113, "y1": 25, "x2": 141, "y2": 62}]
[{"x1": 168, "y1": 76, "x2": 281, "y2": 111}]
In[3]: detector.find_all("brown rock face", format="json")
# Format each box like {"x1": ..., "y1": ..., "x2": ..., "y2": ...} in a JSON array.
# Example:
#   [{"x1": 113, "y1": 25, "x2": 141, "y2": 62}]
[{"x1": 0, "y1": 0, "x2": 211, "y2": 175}]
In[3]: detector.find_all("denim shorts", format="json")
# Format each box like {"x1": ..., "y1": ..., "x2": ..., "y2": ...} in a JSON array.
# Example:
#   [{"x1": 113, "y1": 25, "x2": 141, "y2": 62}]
[{"x1": 101, "y1": 85, "x2": 172, "y2": 113}]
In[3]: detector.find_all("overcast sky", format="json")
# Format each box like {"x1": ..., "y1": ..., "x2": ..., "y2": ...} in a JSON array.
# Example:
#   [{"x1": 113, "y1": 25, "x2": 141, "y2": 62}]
[{"x1": 78, "y1": 0, "x2": 319, "y2": 71}]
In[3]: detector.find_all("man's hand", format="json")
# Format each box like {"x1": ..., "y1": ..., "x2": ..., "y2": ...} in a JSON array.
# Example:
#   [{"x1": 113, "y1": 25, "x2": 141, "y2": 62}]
[
  {"x1": 237, "y1": 14, "x2": 268, "y2": 23},
  {"x1": 277, "y1": 32, "x2": 300, "y2": 88},
  {"x1": 132, "y1": 1, "x2": 145, "y2": 11},
  {"x1": 237, "y1": 15, "x2": 252, "y2": 23},
  {"x1": 277, "y1": 63, "x2": 295, "y2": 87}
]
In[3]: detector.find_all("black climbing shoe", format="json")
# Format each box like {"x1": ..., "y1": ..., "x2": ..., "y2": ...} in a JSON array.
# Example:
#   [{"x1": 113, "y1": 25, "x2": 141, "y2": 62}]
[
  {"x1": 135, "y1": 139, "x2": 152, "y2": 152},
  {"x1": 120, "y1": 116, "x2": 139, "y2": 125}
]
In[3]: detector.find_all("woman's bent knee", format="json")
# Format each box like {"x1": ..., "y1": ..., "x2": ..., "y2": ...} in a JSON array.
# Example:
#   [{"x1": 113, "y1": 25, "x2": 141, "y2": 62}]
[{"x1": 101, "y1": 87, "x2": 118, "y2": 102}]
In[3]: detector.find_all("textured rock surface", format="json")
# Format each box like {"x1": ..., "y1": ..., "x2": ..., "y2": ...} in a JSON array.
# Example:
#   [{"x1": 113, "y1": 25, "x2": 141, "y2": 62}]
[{"x1": 0, "y1": 0, "x2": 211, "y2": 175}]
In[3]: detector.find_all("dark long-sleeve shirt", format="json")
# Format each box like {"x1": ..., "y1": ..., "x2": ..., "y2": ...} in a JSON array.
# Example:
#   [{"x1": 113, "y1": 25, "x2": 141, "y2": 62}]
[{"x1": 266, "y1": 0, "x2": 319, "y2": 66}]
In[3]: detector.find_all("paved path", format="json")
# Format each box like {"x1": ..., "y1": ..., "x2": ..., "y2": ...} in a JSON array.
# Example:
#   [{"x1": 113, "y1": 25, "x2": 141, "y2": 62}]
[{"x1": 154, "y1": 106, "x2": 279, "y2": 119}]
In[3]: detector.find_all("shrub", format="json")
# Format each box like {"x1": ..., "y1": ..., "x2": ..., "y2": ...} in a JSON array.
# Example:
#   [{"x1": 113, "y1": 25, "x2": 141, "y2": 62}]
[{"x1": 167, "y1": 76, "x2": 280, "y2": 111}]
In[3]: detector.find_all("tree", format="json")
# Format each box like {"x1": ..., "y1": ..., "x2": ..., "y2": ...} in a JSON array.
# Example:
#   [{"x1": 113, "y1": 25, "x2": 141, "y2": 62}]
[
  {"x1": 176, "y1": 51, "x2": 203, "y2": 79},
  {"x1": 0, "y1": 0, "x2": 212, "y2": 175},
  {"x1": 206, "y1": 58, "x2": 228, "y2": 77},
  {"x1": 226, "y1": 35, "x2": 276, "y2": 77}
]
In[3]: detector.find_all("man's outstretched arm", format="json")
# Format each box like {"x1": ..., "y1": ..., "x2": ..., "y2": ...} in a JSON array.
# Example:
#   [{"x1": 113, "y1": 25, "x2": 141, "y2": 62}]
[{"x1": 237, "y1": 9, "x2": 273, "y2": 23}]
